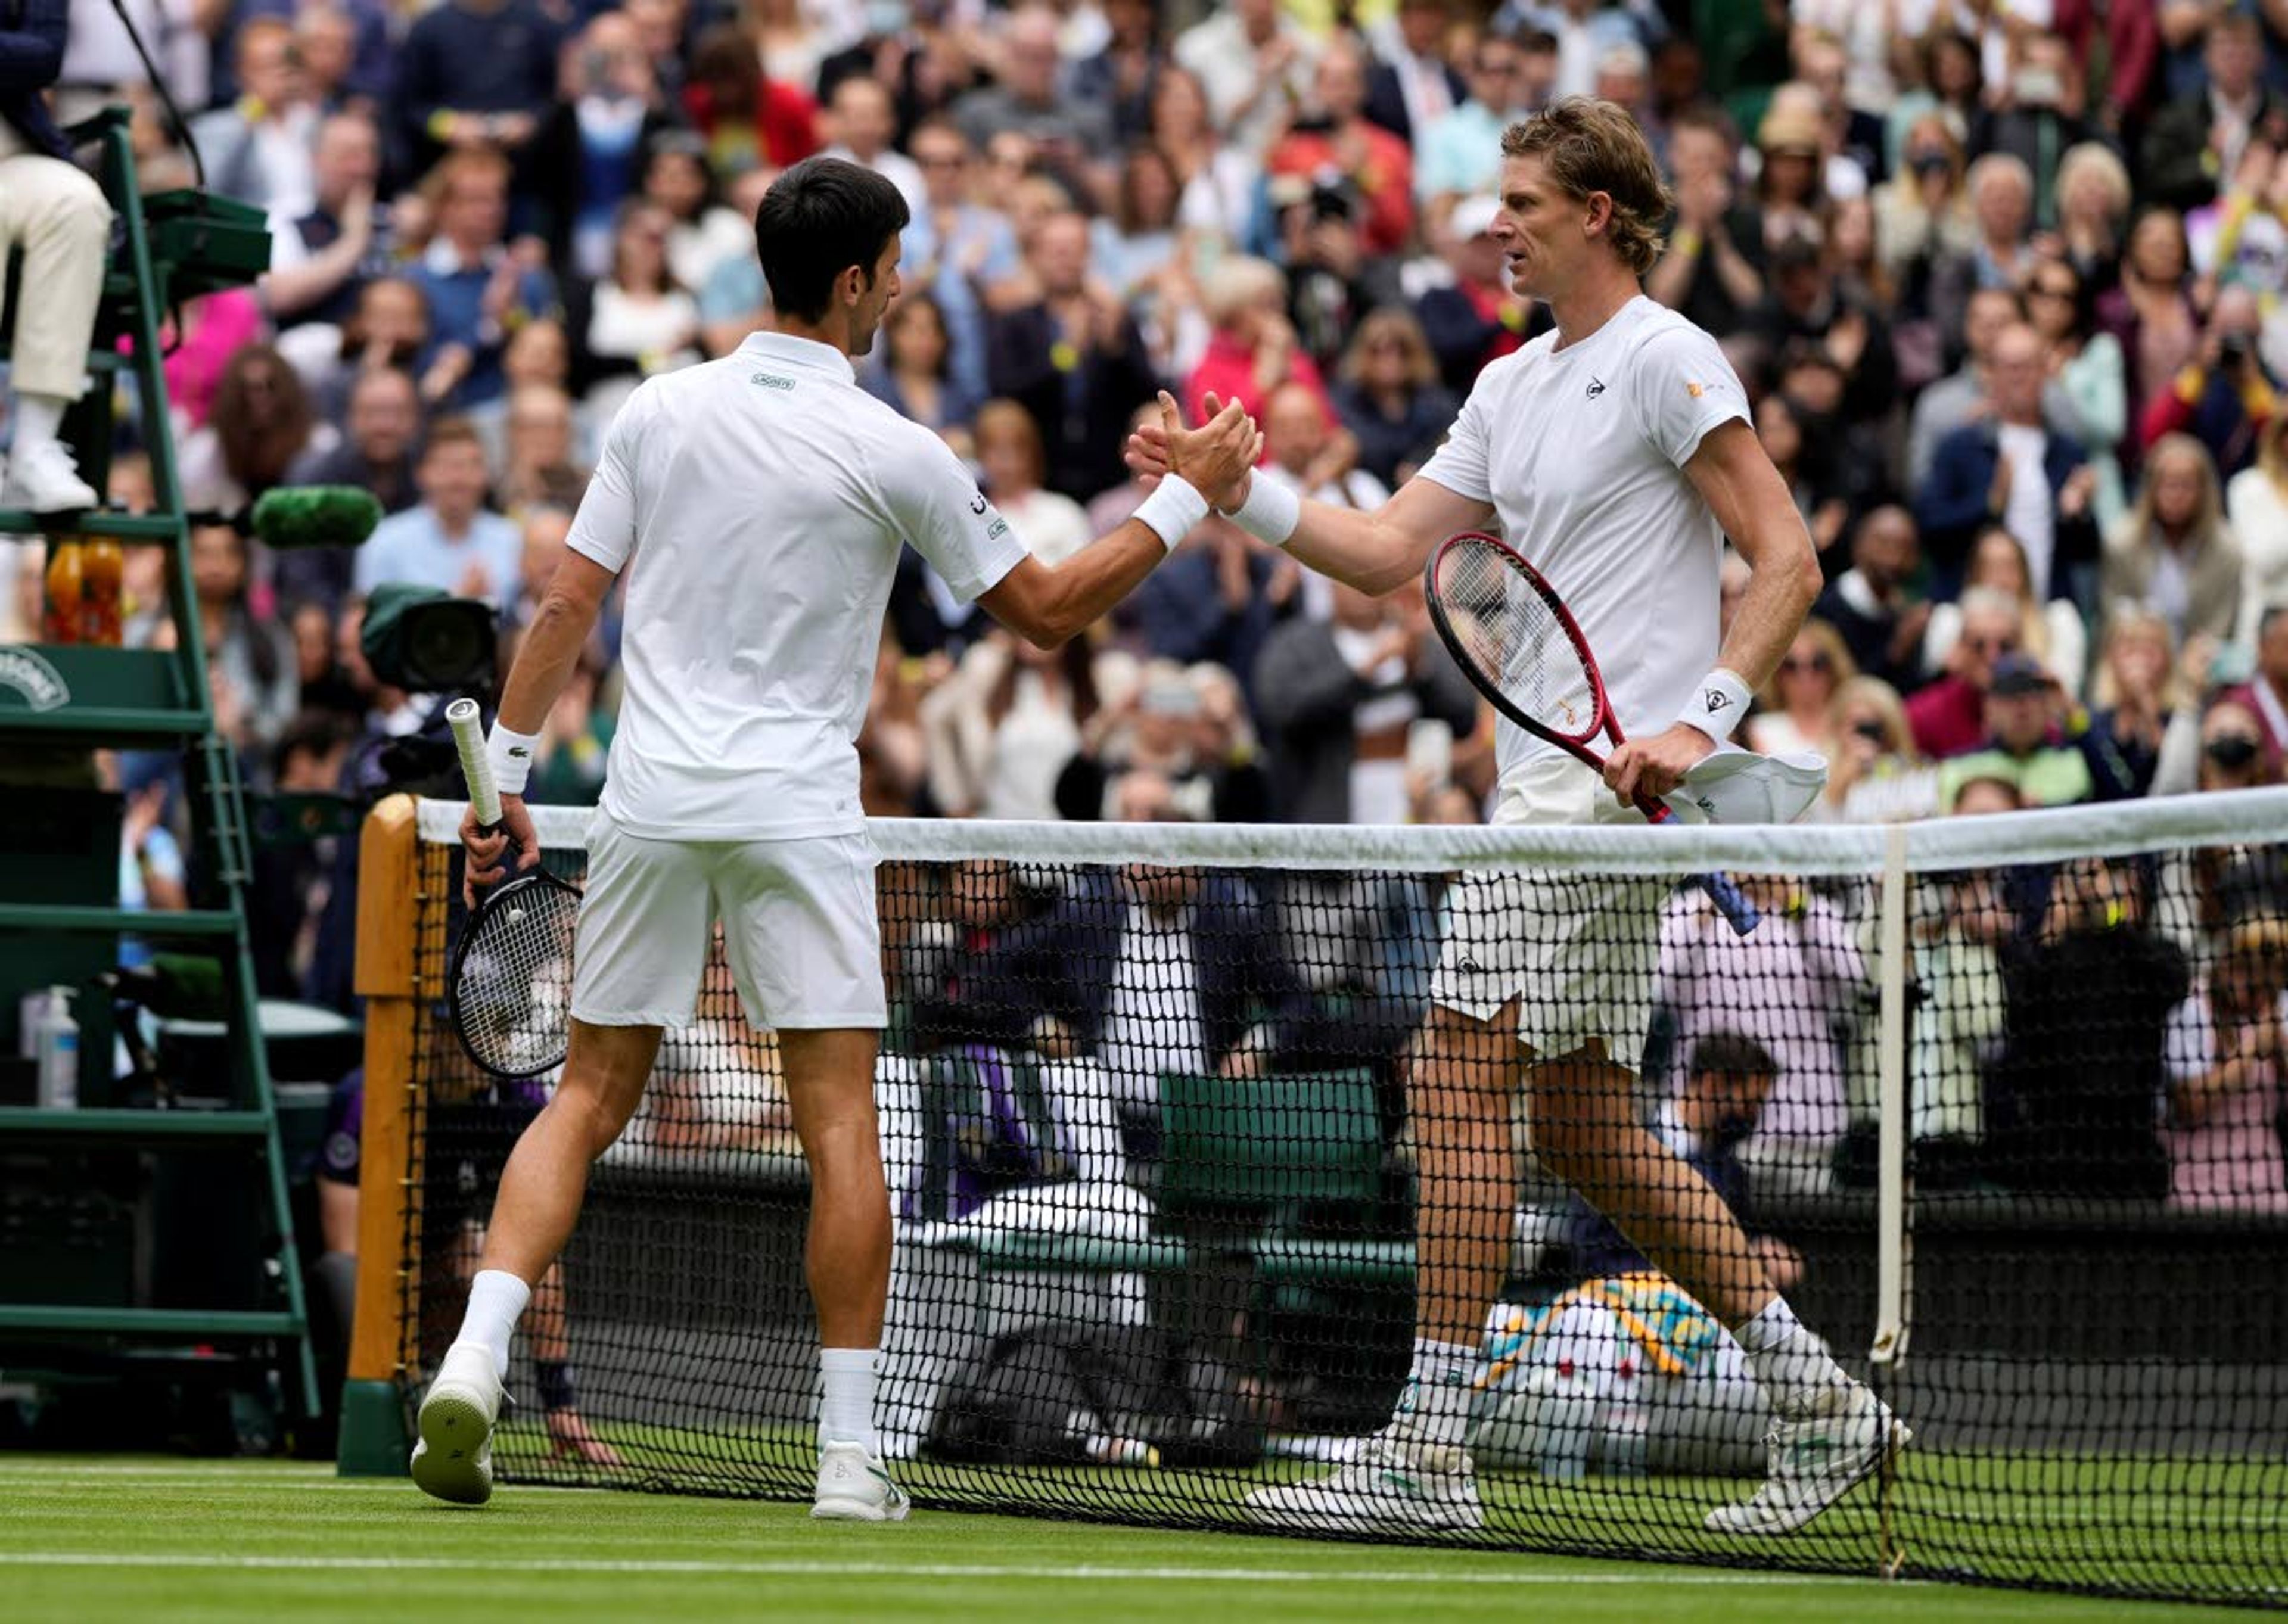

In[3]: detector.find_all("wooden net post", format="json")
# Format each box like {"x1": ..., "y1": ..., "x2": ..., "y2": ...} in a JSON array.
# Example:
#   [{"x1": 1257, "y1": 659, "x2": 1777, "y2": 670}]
[{"x1": 337, "y1": 794, "x2": 422, "y2": 1475}]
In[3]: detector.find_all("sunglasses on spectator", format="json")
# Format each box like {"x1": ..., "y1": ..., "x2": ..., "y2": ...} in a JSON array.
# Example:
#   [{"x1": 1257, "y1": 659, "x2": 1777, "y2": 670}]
[
  {"x1": 1967, "y1": 636, "x2": 2020, "y2": 656},
  {"x1": 1780, "y1": 652, "x2": 1833, "y2": 674}
]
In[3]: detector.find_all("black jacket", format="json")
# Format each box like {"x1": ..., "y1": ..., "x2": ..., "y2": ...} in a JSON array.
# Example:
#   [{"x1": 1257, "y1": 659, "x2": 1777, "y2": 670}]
[{"x1": 0, "y1": 0, "x2": 70, "y2": 159}]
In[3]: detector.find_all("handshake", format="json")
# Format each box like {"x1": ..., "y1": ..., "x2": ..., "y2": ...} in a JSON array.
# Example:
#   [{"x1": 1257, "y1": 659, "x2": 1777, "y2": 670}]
[{"x1": 1130, "y1": 389, "x2": 1264, "y2": 516}]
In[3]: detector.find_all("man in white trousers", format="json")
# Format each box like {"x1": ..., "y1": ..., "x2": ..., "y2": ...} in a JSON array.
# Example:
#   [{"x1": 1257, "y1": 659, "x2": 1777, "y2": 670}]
[{"x1": 0, "y1": 0, "x2": 110, "y2": 514}]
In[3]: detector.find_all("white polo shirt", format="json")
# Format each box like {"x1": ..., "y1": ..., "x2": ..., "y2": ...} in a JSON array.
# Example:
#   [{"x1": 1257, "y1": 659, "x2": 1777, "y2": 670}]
[
  {"x1": 1417, "y1": 295, "x2": 1749, "y2": 781},
  {"x1": 565, "y1": 331, "x2": 1030, "y2": 840}
]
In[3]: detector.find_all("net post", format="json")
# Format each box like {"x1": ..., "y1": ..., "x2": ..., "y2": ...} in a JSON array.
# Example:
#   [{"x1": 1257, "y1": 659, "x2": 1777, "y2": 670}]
[
  {"x1": 1870, "y1": 823, "x2": 1913, "y2": 1579},
  {"x1": 338, "y1": 792, "x2": 421, "y2": 1477},
  {"x1": 1871, "y1": 822, "x2": 1911, "y2": 1373}
]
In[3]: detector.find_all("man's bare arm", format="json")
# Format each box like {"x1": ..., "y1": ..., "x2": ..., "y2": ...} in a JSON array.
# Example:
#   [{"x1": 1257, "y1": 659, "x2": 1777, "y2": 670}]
[
  {"x1": 982, "y1": 395, "x2": 1259, "y2": 646},
  {"x1": 1687, "y1": 418, "x2": 1824, "y2": 693},
  {"x1": 498, "y1": 551, "x2": 617, "y2": 736},
  {"x1": 1603, "y1": 418, "x2": 1822, "y2": 805},
  {"x1": 1127, "y1": 421, "x2": 1493, "y2": 596}
]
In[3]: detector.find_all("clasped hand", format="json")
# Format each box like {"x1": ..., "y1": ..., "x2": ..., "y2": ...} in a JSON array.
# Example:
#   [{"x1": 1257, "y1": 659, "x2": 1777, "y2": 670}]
[{"x1": 1134, "y1": 391, "x2": 1260, "y2": 510}]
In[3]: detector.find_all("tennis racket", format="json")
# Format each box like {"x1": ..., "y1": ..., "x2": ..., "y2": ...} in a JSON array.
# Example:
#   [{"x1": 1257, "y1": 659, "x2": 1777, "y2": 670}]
[
  {"x1": 446, "y1": 697, "x2": 582, "y2": 1078},
  {"x1": 1422, "y1": 531, "x2": 1761, "y2": 935}
]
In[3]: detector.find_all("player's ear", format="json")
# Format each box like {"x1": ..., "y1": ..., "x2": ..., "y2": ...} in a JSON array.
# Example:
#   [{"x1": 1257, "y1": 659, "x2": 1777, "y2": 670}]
[{"x1": 1582, "y1": 189, "x2": 1613, "y2": 239}]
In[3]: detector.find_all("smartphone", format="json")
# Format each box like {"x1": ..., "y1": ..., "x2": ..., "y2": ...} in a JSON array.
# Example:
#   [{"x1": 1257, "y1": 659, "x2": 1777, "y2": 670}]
[{"x1": 1407, "y1": 718, "x2": 1454, "y2": 787}]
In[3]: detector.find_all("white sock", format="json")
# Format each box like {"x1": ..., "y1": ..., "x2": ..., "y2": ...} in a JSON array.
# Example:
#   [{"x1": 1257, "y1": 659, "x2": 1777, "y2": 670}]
[
  {"x1": 819, "y1": 1346, "x2": 880, "y2": 1452},
  {"x1": 1395, "y1": 1336, "x2": 1478, "y2": 1449},
  {"x1": 1733, "y1": 1295, "x2": 1850, "y2": 1417},
  {"x1": 453, "y1": 1268, "x2": 531, "y2": 1382},
  {"x1": 10, "y1": 393, "x2": 66, "y2": 459}
]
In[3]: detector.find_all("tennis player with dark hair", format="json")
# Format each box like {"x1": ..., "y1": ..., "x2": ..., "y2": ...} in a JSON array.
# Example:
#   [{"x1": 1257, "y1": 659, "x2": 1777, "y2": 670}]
[
  {"x1": 416, "y1": 155, "x2": 1258, "y2": 1516},
  {"x1": 1134, "y1": 97, "x2": 1905, "y2": 1536}
]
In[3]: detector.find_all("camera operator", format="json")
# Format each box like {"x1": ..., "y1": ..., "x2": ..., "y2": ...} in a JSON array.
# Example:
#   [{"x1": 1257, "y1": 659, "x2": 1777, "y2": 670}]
[{"x1": 1, "y1": 0, "x2": 113, "y2": 515}]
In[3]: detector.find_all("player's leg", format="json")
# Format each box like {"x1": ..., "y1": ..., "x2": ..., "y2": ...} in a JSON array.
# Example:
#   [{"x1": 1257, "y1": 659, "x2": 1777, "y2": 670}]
[
  {"x1": 718, "y1": 832, "x2": 907, "y2": 1522},
  {"x1": 1526, "y1": 1046, "x2": 1776, "y2": 1324},
  {"x1": 412, "y1": 1020, "x2": 661, "y2": 1505},
  {"x1": 1245, "y1": 998, "x2": 1525, "y2": 1532},
  {"x1": 1529, "y1": 1047, "x2": 1907, "y2": 1534},
  {"x1": 414, "y1": 814, "x2": 705, "y2": 1505}
]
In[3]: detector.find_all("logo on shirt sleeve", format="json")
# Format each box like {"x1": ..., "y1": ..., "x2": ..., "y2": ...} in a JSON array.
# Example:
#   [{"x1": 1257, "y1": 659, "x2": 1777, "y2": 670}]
[
  {"x1": 969, "y1": 491, "x2": 988, "y2": 514},
  {"x1": 1687, "y1": 381, "x2": 1705, "y2": 398}
]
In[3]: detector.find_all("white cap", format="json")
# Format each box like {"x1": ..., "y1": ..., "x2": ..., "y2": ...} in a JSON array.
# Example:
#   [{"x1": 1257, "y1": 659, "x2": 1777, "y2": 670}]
[{"x1": 1450, "y1": 194, "x2": 1500, "y2": 242}]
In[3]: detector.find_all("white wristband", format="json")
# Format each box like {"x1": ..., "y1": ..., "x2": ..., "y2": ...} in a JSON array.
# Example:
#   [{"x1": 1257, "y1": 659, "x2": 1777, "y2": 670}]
[
  {"x1": 1131, "y1": 472, "x2": 1210, "y2": 552},
  {"x1": 1222, "y1": 468, "x2": 1300, "y2": 546},
  {"x1": 487, "y1": 723, "x2": 540, "y2": 798},
  {"x1": 1677, "y1": 668, "x2": 1753, "y2": 744}
]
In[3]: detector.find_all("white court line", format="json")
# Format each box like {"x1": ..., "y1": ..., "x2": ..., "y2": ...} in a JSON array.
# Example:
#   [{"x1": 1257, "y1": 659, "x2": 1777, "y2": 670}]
[{"x1": 0, "y1": 1551, "x2": 1896, "y2": 1586}]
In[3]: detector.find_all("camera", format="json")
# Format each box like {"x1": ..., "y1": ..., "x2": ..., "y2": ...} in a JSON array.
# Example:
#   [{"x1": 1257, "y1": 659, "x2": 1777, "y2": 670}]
[
  {"x1": 2219, "y1": 331, "x2": 2255, "y2": 370},
  {"x1": 361, "y1": 583, "x2": 498, "y2": 693}
]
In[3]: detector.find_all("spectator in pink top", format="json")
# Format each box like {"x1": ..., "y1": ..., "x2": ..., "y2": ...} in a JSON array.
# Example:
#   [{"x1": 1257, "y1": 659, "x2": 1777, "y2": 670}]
[
  {"x1": 2164, "y1": 919, "x2": 2288, "y2": 1215},
  {"x1": 1654, "y1": 874, "x2": 1873, "y2": 1196},
  {"x1": 1182, "y1": 255, "x2": 1331, "y2": 440}
]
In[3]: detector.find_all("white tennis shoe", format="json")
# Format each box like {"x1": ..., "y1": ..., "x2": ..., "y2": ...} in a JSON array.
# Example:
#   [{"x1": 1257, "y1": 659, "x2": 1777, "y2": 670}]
[
  {"x1": 1244, "y1": 1429, "x2": 1485, "y2": 1534},
  {"x1": 4, "y1": 441, "x2": 98, "y2": 515},
  {"x1": 811, "y1": 1441, "x2": 910, "y2": 1522},
  {"x1": 1706, "y1": 1379, "x2": 1908, "y2": 1536},
  {"x1": 411, "y1": 1342, "x2": 506, "y2": 1506}
]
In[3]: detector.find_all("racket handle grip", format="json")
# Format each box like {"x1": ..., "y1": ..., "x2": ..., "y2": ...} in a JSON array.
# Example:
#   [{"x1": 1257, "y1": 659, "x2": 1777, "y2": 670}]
[
  {"x1": 446, "y1": 696, "x2": 503, "y2": 834},
  {"x1": 1696, "y1": 870, "x2": 1762, "y2": 936},
  {"x1": 1641, "y1": 799, "x2": 1761, "y2": 935}
]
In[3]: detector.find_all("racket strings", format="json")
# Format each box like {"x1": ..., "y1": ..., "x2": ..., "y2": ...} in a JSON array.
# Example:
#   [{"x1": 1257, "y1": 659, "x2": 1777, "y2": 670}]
[
  {"x1": 455, "y1": 881, "x2": 581, "y2": 1076},
  {"x1": 1434, "y1": 542, "x2": 1601, "y2": 742}
]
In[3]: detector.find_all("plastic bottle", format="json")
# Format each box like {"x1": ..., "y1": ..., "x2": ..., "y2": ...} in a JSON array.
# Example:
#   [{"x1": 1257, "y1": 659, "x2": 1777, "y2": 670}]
[
  {"x1": 33, "y1": 987, "x2": 79, "y2": 1109},
  {"x1": 80, "y1": 537, "x2": 123, "y2": 647},
  {"x1": 42, "y1": 540, "x2": 83, "y2": 645},
  {"x1": 1595, "y1": 1373, "x2": 1650, "y2": 1479},
  {"x1": 1537, "y1": 1373, "x2": 1594, "y2": 1483}
]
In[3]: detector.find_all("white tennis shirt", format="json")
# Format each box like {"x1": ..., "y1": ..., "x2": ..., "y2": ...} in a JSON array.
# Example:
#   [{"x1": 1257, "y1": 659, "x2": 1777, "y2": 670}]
[
  {"x1": 1417, "y1": 295, "x2": 1749, "y2": 780},
  {"x1": 565, "y1": 331, "x2": 1030, "y2": 839}
]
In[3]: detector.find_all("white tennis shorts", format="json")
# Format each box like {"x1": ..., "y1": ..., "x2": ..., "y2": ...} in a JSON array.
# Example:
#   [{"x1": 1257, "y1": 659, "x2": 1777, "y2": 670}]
[
  {"x1": 570, "y1": 811, "x2": 887, "y2": 1031},
  {"x1": 1429, "y1": 754, "x2": 1667, "y2": 1062}
]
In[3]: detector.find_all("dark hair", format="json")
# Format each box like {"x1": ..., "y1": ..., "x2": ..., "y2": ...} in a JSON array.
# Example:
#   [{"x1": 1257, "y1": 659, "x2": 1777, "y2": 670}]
[
  {"x1": 754, "y1": 157, "x2": 912, "y2": 322},
  {"x1": 2026, "y1": 257, "x2": 2094, "y2": 343},
  {"x1": 273, "y1": 710, "x2": 350, "y2": 781},
  {"x1": 212, "y1": 341, "x2": 316, "y2": 494},
  {"x1": 1688, "y1": 1031, "x2": 1779, "y2": 1082}
]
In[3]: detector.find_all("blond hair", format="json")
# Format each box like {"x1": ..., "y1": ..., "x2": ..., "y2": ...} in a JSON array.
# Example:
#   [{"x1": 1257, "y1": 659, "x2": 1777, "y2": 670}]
[
  {"x1": 2087, "y1": 605, "x2": 2188, "y2": 715},
  {"x1": 1501, "y1": 96, "x2": 1672, "y2": 278},
  {"x1": 1201, "y1": 256, "x2": 1288, "y2": 330},
  {"x1": 1827, "y1": 675, "x2": 1921, "y2": 766},
  {"x1": 1755, "y1": 616, "x2": 1858, "y2": 711}
]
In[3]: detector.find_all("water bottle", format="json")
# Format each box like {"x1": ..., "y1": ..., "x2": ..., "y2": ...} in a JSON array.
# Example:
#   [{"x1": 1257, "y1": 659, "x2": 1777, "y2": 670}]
[
  {"x1": 33, "y1": 987, "x2": 79, "y2": 1109},
  {"x1": 1595, "y1": 1376, "x2": 1650, "y2": 1479},
  {"x1": 1537, "y1": 1373, "x2": 1595, "y2": 1483}
]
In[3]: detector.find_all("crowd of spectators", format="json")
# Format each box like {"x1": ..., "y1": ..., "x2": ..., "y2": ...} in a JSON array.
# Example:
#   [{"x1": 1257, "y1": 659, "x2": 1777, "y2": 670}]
[{"x1": 7, "y1": 0, "x2": 2288, "y2": 1212}]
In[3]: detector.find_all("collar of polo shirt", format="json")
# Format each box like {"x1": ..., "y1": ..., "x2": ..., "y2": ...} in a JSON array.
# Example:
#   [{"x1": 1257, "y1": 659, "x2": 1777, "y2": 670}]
[{"x1": 739, "y1": 330, "x2": 858, "y2": 383}]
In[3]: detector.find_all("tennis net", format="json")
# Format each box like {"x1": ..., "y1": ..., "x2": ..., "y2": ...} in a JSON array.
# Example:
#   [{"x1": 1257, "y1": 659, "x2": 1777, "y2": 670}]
[{"x1": 353, "y1": 790, "x2": 2288, "y2": 1607}]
